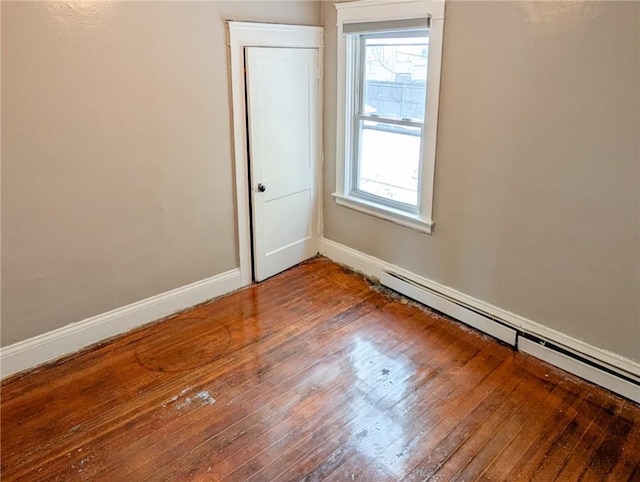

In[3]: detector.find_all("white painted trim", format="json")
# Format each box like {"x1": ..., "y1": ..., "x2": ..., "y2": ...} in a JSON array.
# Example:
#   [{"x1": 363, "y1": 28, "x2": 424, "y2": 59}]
[
  {"x1": 320, "y1": 238, "x2": 640, "y2": 399},
  {"x1": 0, "y1": 269, "x2": 242, "y2": 379},
  {"x1": 316, "y1": 44, "x2": 325, "y2": 247},
  {"x1": 519, "y1": 338, "x2": 640, "y2": 404},
  {"x1": 227, "y1": 21, "x2": 324, "y2": 287},
  {"x1": 336, "y1": 0, "x2": 445, "y2": 20},
  {"x1": 333, "y1": 0, "x2": 445, "y2": 234},
  {"x1": 333, "y1": 193, "x2": 434, "y2": 234}
]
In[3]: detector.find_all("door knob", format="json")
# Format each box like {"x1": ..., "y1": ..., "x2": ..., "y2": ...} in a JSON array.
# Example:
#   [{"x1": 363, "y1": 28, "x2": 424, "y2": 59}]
[{"x1": 257, "y1": 183, "x2": 266, "y2": 193}]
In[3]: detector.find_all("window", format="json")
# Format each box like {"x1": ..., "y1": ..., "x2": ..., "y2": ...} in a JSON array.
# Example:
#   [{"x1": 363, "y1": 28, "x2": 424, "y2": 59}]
[
  {"x1": 333, "y1": 0, "x2": 445, "y2": 234},
  {"x1": 355, "y1": 30, "x2": 428, "y2": 208}
]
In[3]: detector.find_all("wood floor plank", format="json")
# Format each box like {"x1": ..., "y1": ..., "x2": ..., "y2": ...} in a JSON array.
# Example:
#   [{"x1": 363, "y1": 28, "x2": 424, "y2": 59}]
[
  {"x1": 238, "y1": 310, "x2": 477, "y2": 480},
  {"x1": 46, "y1": 326, "x2": 390, "y2": 481},
  {"x1": 476, "y1": 383, "x2": 581, "y2": 481},
  {"x1": 273, "y1": 345, "x2": 507, "y2": 482},
  {"x1": 554, "y1": 394, "x2": 629, "y2": 482},
  {"x1": 140, "y1": 316, "x2": 401, "y2": 481},
  {"x1": 250, "y1": 306, "x2": 488, "y2": 480},
  {"x1": 389, "y1": 356, "x2": 523, "y2": 482},
  {"x1": 1, "y1": 267, "x2": 325, "y2": 442},
  {"x1": 1, "y1": 262, "x2": 342, "y2": 474},
  {"x1": 403, "y1": 362, "x2": 544, "y2": 482},
  {"x1": 5, "y1": 268, "x2": 379, "y2": 480},
  {"x1": 451, "y1": 358, "x2": 561, "y2": 481},
  {"x1": 1, "y1": 257, "x2": 639, "y2": 482},
  {"x1": 244, "y1": 325, "x2": 478, "y2": 482},
  {"x1": 527, "y1": 386, "x2": 611, "y2": 482},
  {"x1": 323, "y1": 350, "x2": 519, "y2": 481},
  {"x1": 605, "y1": 402, "x2": 640, "y2": 481}
]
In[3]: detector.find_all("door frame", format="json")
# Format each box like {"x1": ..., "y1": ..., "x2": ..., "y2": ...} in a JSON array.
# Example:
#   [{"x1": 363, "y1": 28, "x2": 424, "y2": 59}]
[{"x1": 227, "y1": 21, "x2": 324, "y2": 286}]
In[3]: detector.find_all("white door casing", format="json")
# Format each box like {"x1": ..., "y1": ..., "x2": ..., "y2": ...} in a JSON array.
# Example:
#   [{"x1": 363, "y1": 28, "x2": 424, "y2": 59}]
[
  {"x1": 227, "y1": 22, "x2": 324, "y2": 286},
  {"x1": 245, "y1": 47, "x2": 319, "y2": 281}
]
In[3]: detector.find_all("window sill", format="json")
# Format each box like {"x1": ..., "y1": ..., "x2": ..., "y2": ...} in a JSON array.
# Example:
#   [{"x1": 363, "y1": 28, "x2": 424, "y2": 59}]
[{"x1": 332, "y1": 193, "x2": 434, "y2": 234}]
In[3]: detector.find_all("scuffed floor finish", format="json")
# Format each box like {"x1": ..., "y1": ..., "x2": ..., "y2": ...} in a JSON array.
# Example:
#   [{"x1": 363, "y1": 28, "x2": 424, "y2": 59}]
[{"x1": 1, "y1": 258, "x2": 639, "y2": 481}]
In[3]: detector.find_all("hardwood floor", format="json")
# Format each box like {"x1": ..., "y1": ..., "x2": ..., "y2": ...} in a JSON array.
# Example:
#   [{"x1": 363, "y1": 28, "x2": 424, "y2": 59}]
[{"x1": 2, "y1": 258, "x2": 639, "y2": 481}]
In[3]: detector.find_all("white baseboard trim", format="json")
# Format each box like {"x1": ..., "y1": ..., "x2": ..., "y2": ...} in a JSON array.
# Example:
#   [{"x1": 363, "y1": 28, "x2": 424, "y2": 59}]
[
  {"x1": 320, "y1": 237, "x2": 640, "y2": 400},
  {"x1": 0, "y1": 268, "x2": 242, "y2": 379}
]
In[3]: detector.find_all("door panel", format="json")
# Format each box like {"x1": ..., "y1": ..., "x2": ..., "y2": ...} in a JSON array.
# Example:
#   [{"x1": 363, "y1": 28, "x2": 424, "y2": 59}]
[
  {"x1": 245, "y1": 47, "x2": 319, "y2": 282},
  {"x1": 264, "y1": 190, "x2": 312, "y2": 254}
]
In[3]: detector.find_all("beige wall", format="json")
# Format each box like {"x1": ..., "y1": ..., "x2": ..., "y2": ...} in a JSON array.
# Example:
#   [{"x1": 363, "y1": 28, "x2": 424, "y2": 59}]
[
  {"x1": 322, "y1": 1, "x2": 640, "y2": 362},
  {"x1": 1, "y1": 1, "x2": 320, "y2": 346},
  {"x1": 3, "y1": 0, "x2": 639, "y2": 365}
]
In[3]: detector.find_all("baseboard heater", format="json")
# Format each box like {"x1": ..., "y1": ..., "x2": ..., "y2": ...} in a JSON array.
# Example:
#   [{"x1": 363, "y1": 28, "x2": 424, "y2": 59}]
[
  {"x1": 380, "y1": 270, "x2": 640, "y2": 403},
  {"x1": 518, "y1": 335, "x2": 639, "y2": 403},
  {"x1": 380, "y1": 271, "x2": 518, "y2": 346}
]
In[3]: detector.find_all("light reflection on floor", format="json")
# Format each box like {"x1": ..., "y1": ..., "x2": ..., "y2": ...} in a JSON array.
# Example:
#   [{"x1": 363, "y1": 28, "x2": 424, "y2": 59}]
[{"x1": 348, "y1": 336, "x2": 416, "y2": 477}]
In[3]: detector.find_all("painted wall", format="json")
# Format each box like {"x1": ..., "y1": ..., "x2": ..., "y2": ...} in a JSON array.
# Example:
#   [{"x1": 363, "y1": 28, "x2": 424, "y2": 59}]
[
  {"x1": 1, "y1": 1, "x2": 320, "y2": 346},
  {"x1": 322, "y1": 1, "x2": 640, "y2": 362}
]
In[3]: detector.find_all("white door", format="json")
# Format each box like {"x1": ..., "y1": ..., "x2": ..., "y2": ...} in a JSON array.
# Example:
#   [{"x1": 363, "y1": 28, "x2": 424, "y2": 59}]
[{"x1": 245, "y1": 47, "x2": 320, "y2": 282}]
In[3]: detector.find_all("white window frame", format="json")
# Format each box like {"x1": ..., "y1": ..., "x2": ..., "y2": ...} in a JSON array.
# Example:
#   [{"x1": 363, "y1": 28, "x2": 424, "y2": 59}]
[{"x1": 333, "y1": 0, "x2": 445, "y2": 234}]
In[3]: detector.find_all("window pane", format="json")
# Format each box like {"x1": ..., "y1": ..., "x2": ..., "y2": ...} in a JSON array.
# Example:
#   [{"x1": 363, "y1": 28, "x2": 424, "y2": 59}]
[
  {"x1": 357, "y1": 122, "x2": 421, "y2": 206},
  {"x1": 362, "y1": 35, "x2": 428, "y2": 121}
]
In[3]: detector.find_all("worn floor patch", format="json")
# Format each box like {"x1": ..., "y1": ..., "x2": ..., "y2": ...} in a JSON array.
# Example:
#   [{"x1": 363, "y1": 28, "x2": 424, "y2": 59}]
[{"x1": 162, "y1": 387, "x2": 216, "y2": 411}]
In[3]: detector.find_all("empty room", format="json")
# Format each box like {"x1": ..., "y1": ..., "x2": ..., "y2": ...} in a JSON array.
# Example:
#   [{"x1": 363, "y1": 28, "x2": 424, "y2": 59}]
[{"x1": 1, "y1": 0, "x2": 639, "y2": 480}]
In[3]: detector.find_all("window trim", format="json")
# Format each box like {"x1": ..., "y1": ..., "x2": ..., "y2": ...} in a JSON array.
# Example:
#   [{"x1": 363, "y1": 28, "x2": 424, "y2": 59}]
[{"x1": 333, "y1": 0, "x2": 445, "y2": 235}]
